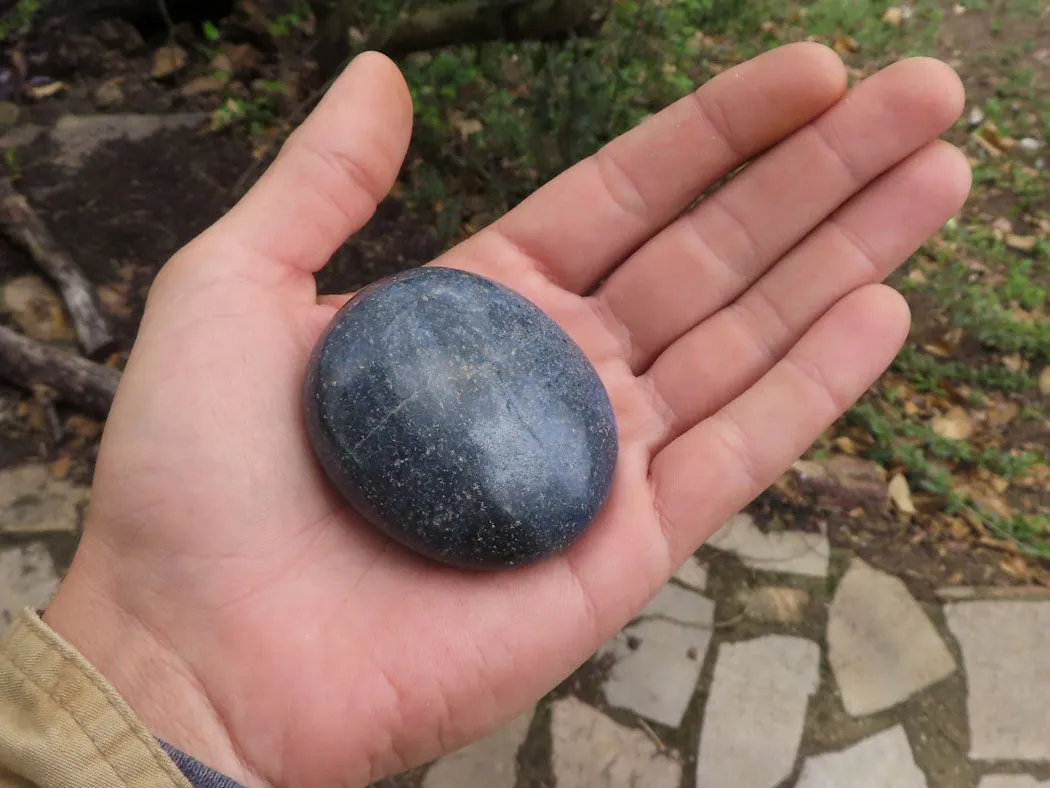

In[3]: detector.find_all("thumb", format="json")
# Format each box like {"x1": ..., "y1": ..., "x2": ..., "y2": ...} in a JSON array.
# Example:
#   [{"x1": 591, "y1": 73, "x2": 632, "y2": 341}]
[{"x1": 207, "y1": 51, "x2": 414, "y2": 281}]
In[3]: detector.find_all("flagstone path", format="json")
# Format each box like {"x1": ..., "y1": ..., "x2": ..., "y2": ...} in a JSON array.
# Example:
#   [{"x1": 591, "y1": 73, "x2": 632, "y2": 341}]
[{"x1": 3, "y1": 512, "x2": 1049, "y2": 787}]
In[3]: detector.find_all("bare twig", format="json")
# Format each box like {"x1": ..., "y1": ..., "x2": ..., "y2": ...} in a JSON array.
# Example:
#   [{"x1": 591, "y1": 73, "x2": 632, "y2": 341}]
[
  {"x1": 0, "y1": 325, "x2": 120, "y2": 417},
  {"x1": 157, "y1": 0, "x2": 176, "y2": 45},
  {"x1": 313, "y1": 0, "x2": 608, "y2": 77},
  {"x1": 0, "y1": 179, "x2": 113, "y2": 356},
  {"x1": 636, "y1": 718, "x2": 666, "y2": 752}
]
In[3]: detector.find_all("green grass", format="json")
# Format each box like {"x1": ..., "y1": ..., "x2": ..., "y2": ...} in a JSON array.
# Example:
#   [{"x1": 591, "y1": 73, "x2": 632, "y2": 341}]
[
  {"x1": 0, "y1": 0, "x2": 43, "y2": 41},
  {"x1": 891, "y1": 346, "x2": 1039, "y2": 394},
  {"x1": 803, "y1": 0, "x2": 942, "y2": 55},
  {"x1": 849, "y1": 402, "x2": 1043, "y2": 483}
]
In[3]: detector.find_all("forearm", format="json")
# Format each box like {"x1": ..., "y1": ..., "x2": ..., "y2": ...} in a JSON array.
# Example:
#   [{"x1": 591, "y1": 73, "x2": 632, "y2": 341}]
[
  {"x1": 37, "y1": 539, "x2": 257, "y2": 787},
  {"x1": 0, "y1": 607, "x2": 189, "y2": 787}
]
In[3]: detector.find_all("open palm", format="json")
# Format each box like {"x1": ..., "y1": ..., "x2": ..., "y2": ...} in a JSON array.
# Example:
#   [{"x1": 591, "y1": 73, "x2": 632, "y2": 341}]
[{"x1": 45, "y1": 44, "x2": 970, "y2": 788}]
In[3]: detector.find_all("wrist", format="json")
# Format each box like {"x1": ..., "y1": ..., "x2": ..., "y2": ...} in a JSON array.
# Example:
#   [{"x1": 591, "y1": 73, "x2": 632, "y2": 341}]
[{"x1": 43, "y1": 536, "x2": 260, "y2": 787}]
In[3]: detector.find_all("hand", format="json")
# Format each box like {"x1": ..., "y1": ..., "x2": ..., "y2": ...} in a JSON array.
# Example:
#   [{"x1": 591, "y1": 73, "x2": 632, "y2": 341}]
[{"x1": 44, "y1": 44, "x2": 970, "y2": 787}]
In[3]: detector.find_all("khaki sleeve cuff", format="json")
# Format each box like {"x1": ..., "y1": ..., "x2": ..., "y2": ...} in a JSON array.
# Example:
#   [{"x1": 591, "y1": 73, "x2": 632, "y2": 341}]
[{"x1": 0, "y1": 607, "x2": 192, "y2": 788}]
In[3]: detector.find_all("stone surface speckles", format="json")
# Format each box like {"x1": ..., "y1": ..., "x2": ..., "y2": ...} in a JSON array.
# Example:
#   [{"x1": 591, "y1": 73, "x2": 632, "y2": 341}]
[
  {"x1": 945, "y1": 601, "x2": 1050, "y2": 761},
  {"x1": 303, "y1": 267, "x2": 618, "y2": 569}
]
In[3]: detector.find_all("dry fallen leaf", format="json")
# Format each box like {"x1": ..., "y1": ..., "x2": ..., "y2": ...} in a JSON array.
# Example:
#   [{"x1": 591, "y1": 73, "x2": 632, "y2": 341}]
[
  {"x1": 450, "y1": 113, "x2": 483, "y2": 141},
  {"x1": 791, "y1": 459, "x2": 826, "y2": 480},
  {"x1": 49, "y1": 455, "x2": 72, "y2": 480},
  {"x1": 152, "y1": 45, "x2": 188, "y2": 79},
  {"x1": 882, "y1": 6, "x2": 904, "y2": 26},
  {"x1": 64, "y1": 414, "x2": 103, "y2": 442},
  {"x1": 974, "y1": 129, "x2": 1005, "y2": 158},
  {"x1": 26, "y1": 80, "x2": 67, "y2": 99},
  {"x1": 181, "y1": 74, "x2": 229, "y2": 96},
  {"x1": 104, "y1": 352, "x2": 127, "y2": 370},
  {"x1": 1006, "y1": 234, "x2": 1037, "y2": 252},
  {"x1": 833, "y1": 35, "x2": 860, "y2": 54},
  {"x1": 1040, "y1": 365, "x2": 1050, "y2": 396},
  {"x1": 834, "y1": 436, "x2": 859, "y2": 455},
  {"x1": 969, "y1": 485, "x2": 1014, "y2": 520},
  {"x1": 908, "y1": 268, "x2": 928, "y2": 284},
  {"x1": 986, "y1": 400, "x2": 1020, "y2": 428},
  {"x1": 97, "y1": 283, "x2": 132, "y2": 319},
  {"x1": 224, "y1": 43, "x2": 262, "y2": 72},
  {"x1": 211, "y1": 53, "x2": 234, "y2": 74},
  {"x1": 990, "y1": 475, "x2": 1010, "y2": 494},
  {"x1": 1000, "y1": 555, "x2": 1031, "y2": 581},
  {"x1": 923, "y1": 341, "x2": 955, "y2": 358},
  {"x1": 1, "y1": 275, "x2": 75, "y2": 343},
  {"x1": 992, "y1": 216, "x2": 1014, "y2": 235},
  {"x1": 947, "y1": 516, "x2": 972, "y2": 540},
  {"x1": 889, "y1": 473, "x2": 917, "y2": 515},
  {"x1": 1010, "y1": 306, "x2": 1036, "y2": 324},
  {"x1": 1003, "y1": 354, "x2": 1024, "y2": 373},
  {"x1": 931, "y1": 406, "x2": 975, "y2": 440}
]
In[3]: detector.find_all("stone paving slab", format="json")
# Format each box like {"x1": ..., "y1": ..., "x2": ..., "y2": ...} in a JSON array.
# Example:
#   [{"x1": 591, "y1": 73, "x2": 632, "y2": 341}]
[
  {"x1": 796, "y1": 726, "x2": 927, "y2": 787},
  {"x1": 696, "y1": 635, "x2": 819, "y2": 788},
  {"x1": 422, "y1": 708, "x2": 535, "y2": 788},
  {"x1": 550, "y1": 697, "x2": 681, "y2": 788},
  {"x1": 945, "y1": 601, "x2": 1050, "y2": 761},
  {"x1": 978, "y1": 777, "x2": 1050, "y2": 788},
  {"x1": 828, "y1": 559, "x2": 956, "y2": 716},
  {"x1": 672, "y1": 556, "x2": 708, "y2": 592},
  {"x1": 639, "y1": 582, "x2": 713, "y2": 626},
  {"x1": 600, "y1": 584, "x2": 714, "y2": 728},
  {"x1": 707, "y1": 514, "x2": 829, "y2": 577},
  {"x1": 0, "y1": 543, "x2": 60, "y2": 634},
  {"x1": 0, "y1": 465, "x2": 88, "y2": 535}
]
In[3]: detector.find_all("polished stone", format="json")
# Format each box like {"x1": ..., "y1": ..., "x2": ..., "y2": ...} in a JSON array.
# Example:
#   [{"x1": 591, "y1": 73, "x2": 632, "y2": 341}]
[{"x1": 304, "y1": 267, "x2": 618, "y2": 569}]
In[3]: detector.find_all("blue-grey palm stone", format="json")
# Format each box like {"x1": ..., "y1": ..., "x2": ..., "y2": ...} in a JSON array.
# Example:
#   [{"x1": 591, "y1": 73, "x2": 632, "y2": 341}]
[{"x1": 303, "y1": 266, "x2": 618, "y2": 569}]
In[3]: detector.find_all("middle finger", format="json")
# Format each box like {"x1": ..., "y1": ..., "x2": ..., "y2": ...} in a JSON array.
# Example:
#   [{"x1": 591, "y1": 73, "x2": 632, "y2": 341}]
[{"x1": 594, "y1": 57, "x2": 964, "y2": 372}]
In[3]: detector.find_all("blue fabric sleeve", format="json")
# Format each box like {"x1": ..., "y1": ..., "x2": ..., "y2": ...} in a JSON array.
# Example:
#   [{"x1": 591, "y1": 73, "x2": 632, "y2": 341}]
[{"x1": 157, "y1": 740, "x2": 245, "y2": 788}]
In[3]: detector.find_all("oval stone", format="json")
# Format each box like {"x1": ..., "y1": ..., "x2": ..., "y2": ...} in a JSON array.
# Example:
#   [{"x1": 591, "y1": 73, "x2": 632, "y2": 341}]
[{"x1": 303, "y1": 267, "x2": 618, "y2": 569}]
